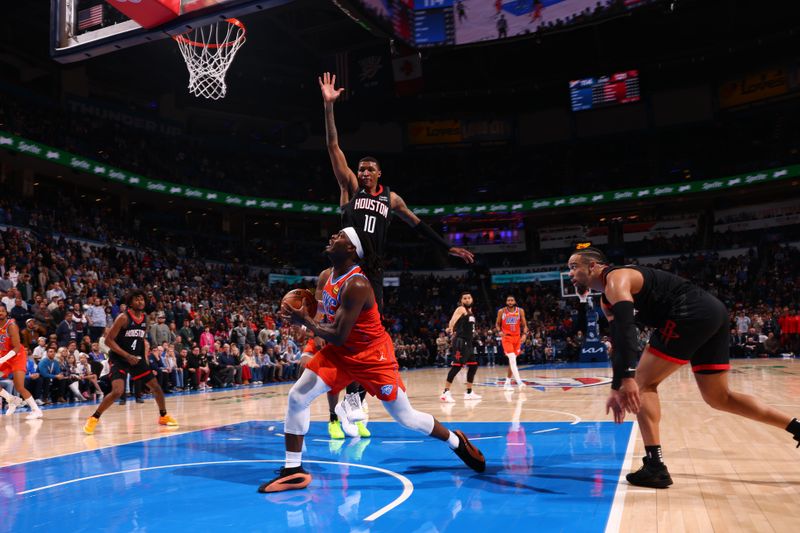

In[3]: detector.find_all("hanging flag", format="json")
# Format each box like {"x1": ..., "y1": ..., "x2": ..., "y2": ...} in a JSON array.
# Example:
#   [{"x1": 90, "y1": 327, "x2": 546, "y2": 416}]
[
  {"x1": 78, "y1": 4, "x2": 104, "y2": 31},
  {"x1": 392, "y1": 51, "x2": 423, "y2": 96}
]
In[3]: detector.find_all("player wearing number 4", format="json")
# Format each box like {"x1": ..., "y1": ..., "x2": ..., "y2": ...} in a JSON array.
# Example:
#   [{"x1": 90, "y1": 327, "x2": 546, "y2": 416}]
[{"x1": 82, "y1": 290, "x2": 178, "y2": 435}]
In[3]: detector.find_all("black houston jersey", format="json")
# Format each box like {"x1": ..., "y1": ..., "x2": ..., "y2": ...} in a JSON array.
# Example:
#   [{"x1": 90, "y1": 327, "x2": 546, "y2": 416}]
[
  {"x1": 111, "y1": 310, "x2": 147, "y2": 360},
  {"x1": 340, "y1": 185, "x2": 392, "y2": 258},
  {"x1": 602, "y1": 265, "x2": 696, "y2": 327},
  {"x1": 454, "y1": 308, "x2": 476, "y2": 340}
]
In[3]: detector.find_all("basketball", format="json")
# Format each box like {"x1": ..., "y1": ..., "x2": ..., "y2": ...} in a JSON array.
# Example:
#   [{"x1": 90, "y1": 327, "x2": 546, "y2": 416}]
[{"x1": 281, "y1": 288, "x2": 317, "y2": 317}]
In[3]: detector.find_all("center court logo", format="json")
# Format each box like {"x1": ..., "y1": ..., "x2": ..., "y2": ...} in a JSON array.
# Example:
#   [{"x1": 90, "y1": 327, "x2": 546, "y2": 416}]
[{"x1": 481, "y1": 376, "x2": 612, "y2": 391}]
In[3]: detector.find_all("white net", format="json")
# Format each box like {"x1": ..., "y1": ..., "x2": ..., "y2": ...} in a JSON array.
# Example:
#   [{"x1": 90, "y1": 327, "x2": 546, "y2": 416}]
[{"x1": 174, "y1": 18, "x2": 246, "y2": 100}]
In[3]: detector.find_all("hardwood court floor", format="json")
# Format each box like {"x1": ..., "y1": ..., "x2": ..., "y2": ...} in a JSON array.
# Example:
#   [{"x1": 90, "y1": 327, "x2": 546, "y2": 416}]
[{"x1": 3, "y1": 358, "x2": 799, "y2": 532}]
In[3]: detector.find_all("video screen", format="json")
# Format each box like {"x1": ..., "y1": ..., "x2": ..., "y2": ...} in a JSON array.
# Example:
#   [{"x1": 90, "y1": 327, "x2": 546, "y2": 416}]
[
  {"x1": 569, "y1": 70, "x2": 641, "y2": 111},
  {"x1": 347, "y1": 1, "x2": 658, "y2": 48}
]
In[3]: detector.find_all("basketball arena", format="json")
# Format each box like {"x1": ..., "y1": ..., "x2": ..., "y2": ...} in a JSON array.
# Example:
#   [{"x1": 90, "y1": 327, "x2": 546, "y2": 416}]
[{"x1": 1, "y1": 1, "x2": 799, "y2": 531}]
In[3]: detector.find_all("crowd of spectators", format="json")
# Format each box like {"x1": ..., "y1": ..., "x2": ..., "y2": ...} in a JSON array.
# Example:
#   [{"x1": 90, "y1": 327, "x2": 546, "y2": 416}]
[{"x1": 1, "y1": 193, "x2": 799, "y2": 411}]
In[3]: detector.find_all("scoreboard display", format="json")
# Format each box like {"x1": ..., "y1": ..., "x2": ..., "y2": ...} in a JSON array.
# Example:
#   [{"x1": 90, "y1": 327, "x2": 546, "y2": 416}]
[
  {"x1": 569, "y1": 70, "x2": 641, "y2": 112},
  {"x1": 344, "y1": 1, "x2": 658, "y2": 48}
]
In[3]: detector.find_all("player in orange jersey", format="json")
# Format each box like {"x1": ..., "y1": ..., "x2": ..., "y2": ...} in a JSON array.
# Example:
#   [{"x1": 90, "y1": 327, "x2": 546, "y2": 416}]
[
  {"x1": 0, "y1": 303, "x2": 43, "y2": 419},
  {"x1": 257, "y1": 228, "x2": 485, "y2": 493},
  {"x1": 496, "y1": 295, "x2": 528, "y2": 392}
]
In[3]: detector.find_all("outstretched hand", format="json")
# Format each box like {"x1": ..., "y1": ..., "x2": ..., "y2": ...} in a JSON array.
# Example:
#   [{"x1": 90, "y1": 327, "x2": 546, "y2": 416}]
[
  {"x1": 319, "y1": 72, "x2": 345, "y2": 103},
  {"x1": 448, "y1": 247, "x2": 475, "y2": 264}
]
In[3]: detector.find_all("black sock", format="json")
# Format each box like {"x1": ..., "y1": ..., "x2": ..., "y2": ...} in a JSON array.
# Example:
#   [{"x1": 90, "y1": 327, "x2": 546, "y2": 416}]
[
  {"x1": 466, "y1": 388, "x2": 472, "y2": 394},
  {"x1": 787, "y1": 418, "x2": 800, "y2": 437},
  {"x1": 330, "y1": 411, "x2": 338, "y2": 422},
  {"x1": 645, "y1": 445, "x2": 664, "y2": 465},
  {"x1": 159, "y1": 409, "x2": 167, "y2": 417},
  {"x1": 92, "y1": 411, "x2": 102, "y2": 419}
]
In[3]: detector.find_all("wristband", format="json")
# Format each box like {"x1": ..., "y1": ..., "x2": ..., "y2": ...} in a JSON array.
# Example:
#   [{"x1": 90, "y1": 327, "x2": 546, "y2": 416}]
[{"x1": 0, "y1": 350, "x2": 16, "y2": 365}]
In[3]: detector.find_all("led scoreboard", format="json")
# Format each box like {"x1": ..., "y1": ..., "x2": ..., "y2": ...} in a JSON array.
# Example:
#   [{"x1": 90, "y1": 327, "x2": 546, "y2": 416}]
[{"x1": 569, "y1": 70, "x2": 641, "y2": 112}]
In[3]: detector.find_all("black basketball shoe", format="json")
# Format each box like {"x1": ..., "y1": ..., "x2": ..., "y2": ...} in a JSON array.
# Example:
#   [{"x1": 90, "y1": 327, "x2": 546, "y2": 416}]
[
  {"x1": 453, "y1": 430, "x2": 486, "y2": 473},
  {"x1": 626, "y1": 456, "x2": 673, "y2": 488},
  {"x1": 258, "y1": 466, "x2": 312, "y2": 493}
]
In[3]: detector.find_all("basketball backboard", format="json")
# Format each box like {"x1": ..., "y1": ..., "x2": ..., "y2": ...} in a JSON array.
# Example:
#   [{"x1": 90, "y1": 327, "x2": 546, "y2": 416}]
[{"x1": 50, "y1": 0, "x2": 293, "y2": 63}]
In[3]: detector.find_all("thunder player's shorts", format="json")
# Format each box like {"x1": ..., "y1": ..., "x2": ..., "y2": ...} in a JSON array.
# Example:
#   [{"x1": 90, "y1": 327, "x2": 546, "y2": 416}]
[
  {"x1": 305, "y1": 335, "x2": 406, "y2": 401},
  {"x1": 501, "y1": 336, "x2": 521, "y2": 356},
  {"x1": 302, "y1": 338, "x2": 319, "y2": 357},
  {"x1": 646, "y1": 289, "x2": 730, "y2": 373},
  {"x1": 451, "y1": 337, "x2": 477, "y2": 367},
  {"x1": 108, "y1": 355, "x2": 153, "y2": 382},
  {"x1": 0, "y1": 348, "x2": 26, "y2": 376}
]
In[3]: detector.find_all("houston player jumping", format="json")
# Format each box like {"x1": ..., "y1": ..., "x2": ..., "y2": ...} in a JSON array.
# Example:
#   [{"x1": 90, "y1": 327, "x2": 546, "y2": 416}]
[{"x1": 319, "y1": 72, "x2": 474, "y2": 437}]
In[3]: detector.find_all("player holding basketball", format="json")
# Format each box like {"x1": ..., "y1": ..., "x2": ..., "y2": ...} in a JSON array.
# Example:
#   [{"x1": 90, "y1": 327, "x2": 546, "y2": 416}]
[
  {"x1": 496, "y1": 295, "x2": 528, "y2": 391},
  {"x1": 567, "y1": 247, "x2": 800, "y2": 488},
  {"x1": 0, "y1": 303, "x2": 43, "y2": 419},
  {"x1": 441, "y1": 292, "x2": 481, "y2": 402},
  {"x1": 319, "y1": 72, "x2": 474, "y2": 436},
  {"x1": 83, "y1": 289, "x2": 178, "y2": 435},
  {"x1": 257, "y1": 228, "x2": 485, "y2": 493}
]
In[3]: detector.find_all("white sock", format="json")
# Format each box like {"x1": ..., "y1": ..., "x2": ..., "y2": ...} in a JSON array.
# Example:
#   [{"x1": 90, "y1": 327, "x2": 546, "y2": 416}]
[
  {"x1": 24, "y1": 396, "x2": 40, "y2": 412},
  {"x1": 508, "y1": 355, "x2": 523, "y2": 385},
  {"x1": 0, "y1": 389, "x2": 13, "y2": 402},
  {"x1": 446, "y1": 431, "x2": 459, "y2": 450},
  {"x1": 504, "y1": 377, "x2": 510, "y2": 384},
  {"x1": 285, "y1": 450, "x2": 302, "y2": 468}
]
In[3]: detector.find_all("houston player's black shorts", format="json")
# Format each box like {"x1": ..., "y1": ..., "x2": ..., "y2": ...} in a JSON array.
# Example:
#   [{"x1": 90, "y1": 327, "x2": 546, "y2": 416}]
[
  {"x1": 647, "y1": 290, "x2": 730, "y2": 373},
  {"x1": 451, "y1": 337, "x2": 477, "y2": 367},
  {"x1": 109, "y1": 355, "x2": 154, "y2": 382}
]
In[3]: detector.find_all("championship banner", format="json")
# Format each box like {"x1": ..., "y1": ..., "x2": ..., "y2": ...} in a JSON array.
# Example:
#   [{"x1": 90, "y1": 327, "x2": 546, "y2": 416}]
[{"x1": 2, "y1": 130, "x2": 798, "y2": 217}]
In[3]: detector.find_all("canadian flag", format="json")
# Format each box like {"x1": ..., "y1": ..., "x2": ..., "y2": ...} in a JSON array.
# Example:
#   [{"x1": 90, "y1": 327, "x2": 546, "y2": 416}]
[{"x1": 392, "y1": 52, "x2": 423, "y2": 96}]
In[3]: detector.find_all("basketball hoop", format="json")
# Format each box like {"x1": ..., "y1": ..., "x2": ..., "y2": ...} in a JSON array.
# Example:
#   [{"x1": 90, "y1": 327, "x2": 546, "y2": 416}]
[{"x1": 174, "y1": 18, "x2": 246, "y2": 100}]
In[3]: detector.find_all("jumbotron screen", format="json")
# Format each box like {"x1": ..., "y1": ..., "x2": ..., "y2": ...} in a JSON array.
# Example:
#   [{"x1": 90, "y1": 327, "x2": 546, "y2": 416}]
[
  {"x1": 569, "y1": 70, "x2": 641, "y2": 111},
  {"x1": 345, "y1": 1, "x2": 658, "y2": 48}
]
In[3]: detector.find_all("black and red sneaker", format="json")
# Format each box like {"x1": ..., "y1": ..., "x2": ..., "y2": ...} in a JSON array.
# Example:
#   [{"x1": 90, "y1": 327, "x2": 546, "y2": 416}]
[
  {"x1": 452, "y1": 430, "x2": 486, "y2": 473},
  {"x1": 258, "y1": 466, "x2": 312, "y2": 493}
]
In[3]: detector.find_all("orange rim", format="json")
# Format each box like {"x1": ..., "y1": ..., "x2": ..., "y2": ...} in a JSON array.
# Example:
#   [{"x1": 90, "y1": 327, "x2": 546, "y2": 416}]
[{"x1": 174, "y1": 18, "x2": 246, "y2": 49}]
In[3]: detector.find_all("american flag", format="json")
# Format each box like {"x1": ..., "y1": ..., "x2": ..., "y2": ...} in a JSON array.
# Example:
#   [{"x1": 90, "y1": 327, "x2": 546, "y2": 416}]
[{"x1": 77, "y1": 4, "x2": 103, "y2": 31}]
